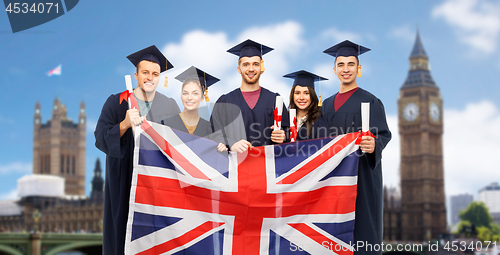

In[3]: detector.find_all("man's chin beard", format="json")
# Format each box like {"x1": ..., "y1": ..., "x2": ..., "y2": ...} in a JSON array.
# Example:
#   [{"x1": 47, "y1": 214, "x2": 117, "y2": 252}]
[{"x1": 243, "y1": 74, "x2": 259, "y2": 84}]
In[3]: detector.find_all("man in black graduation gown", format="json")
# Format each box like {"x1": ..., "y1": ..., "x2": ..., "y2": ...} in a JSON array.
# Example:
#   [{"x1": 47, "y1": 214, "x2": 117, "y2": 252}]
[
  {"x1": 322, "y1": 41, "x2": 391, "y2": 254},
  {"x1": 211, "y1": 39, "x2": 289, "y2": 152},
  {"x1": 94, "y1": 45, "x2": 180, "y2": 255}
]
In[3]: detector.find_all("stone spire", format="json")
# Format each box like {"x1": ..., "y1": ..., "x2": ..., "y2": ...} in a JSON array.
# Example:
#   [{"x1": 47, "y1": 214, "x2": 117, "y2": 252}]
[{"x1": 401, "y1": 30, "x2": 437, "y2": 89}]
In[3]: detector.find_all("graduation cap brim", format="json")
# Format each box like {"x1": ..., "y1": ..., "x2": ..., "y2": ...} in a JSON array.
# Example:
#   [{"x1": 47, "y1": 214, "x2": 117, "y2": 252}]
[
  {"x1": 283, "y1": 70, "x2": 328, "y2": 89},
  {"x1": 323, "y1": 40, "x2": 371, "y2": 58},
  {"x1": 126, "y1": 45, "x2": 173, "y2": 73},
  {"x1": 227, "y1": 39, "x2": 273, "y2": 58},
  {"x1": 175, "y1": 66, "x2": 220, "y2": 88}
]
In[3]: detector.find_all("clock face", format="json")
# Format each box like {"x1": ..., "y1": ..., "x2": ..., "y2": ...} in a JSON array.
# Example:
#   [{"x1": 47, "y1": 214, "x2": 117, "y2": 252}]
[
  {"x1": 430, "y1": 103, "x2": 440, "y2": 121},
  {"x1": 403, "y1": 103, "x2": 419, "y2": 122},
  {"x1": 80, "y1": 118, "x2": 85, "y2": 124}
]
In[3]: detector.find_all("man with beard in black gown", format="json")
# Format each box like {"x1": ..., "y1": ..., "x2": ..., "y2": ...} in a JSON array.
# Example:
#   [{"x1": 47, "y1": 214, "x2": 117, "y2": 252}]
[
  {"x1": 211, "y1": 39, "x2": 289, "y2": 152},
  {"x1": 322, "y1": 40, "x2": 391, "y2": 255}
]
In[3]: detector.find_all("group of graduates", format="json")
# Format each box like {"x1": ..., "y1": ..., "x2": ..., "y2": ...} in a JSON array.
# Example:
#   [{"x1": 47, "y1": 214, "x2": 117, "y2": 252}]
[{"x1": 95, "y1": 39, "x2": 392, "y2": 255}]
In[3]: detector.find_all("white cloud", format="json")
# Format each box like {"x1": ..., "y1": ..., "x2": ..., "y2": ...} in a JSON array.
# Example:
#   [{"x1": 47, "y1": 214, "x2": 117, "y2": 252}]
[
  {"x1": 382, "y1": 100, "x2": 500, "y2": 199},
  {"x1": 388, "y1": 25, "x2": 416, "y2": 42},
  {"x1": 0, "y1": 162, "x2": 32, "y2": 175},
  {"x1": 162, "y1": 30, "x2": 234, "y2": 75},
  {"x1": 433, "y1": 0, "x2": 500, "y2": 53},
  {"x1": 321, "y1": 27, "x2": 362, "y2": 43},
  {"x1": 0, "y1": 189, "x2": 18, "y2": 200},
  {"x1": 381, "y1": 115, "x2": 400, "y2": 190},
  {"x1": 158, "y1": 21, "x2": 306, "y2": 108},
  {"x1": 444, "y1": 100, "x2": 500, "y2": 196},
  {"x1": 86, "y1": 118, "x2": 97, "y2": 134}
]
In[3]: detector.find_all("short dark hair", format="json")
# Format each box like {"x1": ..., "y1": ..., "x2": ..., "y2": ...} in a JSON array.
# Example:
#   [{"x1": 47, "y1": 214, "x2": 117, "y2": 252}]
[
  {"x1": 136, "y1": 60, "x2": 160, "y2": 74},
  {"x1": 238, "y1": 56, "x2": 262, "y2": 66},
  {"x1": 334, "y1": 56, "x2": 359, "y2": 66}
]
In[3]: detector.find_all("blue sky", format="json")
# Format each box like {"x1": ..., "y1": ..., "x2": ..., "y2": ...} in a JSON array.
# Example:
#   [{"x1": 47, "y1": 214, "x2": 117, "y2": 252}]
[{"x1": 1, "y1": 0, "x2": 500, "y2": 222}]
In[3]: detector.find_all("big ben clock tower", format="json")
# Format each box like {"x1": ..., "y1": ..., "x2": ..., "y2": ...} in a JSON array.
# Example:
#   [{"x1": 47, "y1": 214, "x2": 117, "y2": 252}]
[{"x1": 399, "y1": 31, "x2": 447, "y2": 241}]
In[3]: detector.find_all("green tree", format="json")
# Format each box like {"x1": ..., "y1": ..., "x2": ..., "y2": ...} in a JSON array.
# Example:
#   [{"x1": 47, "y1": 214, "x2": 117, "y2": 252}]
[
  {"x1": 456, "y1": 201, "x2": 500, "y2": 242},
  {"x1": 459, "y1": 202, "x2": 493, "y2": 227}
]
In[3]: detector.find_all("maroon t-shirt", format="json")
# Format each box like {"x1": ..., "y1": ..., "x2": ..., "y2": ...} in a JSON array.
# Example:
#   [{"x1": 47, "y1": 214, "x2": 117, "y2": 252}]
[
  {"x1": 241, "y1": 87, "x2": 261, "y2": 109},
  {"x1": 334, "y1": 87, "x2": 359, "y2": 112}
]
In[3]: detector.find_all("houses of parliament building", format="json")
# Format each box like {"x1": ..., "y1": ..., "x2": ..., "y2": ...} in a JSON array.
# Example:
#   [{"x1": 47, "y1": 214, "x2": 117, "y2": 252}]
[{"x1": 0, "y1": 98, "x2": 104, "y2": 233}]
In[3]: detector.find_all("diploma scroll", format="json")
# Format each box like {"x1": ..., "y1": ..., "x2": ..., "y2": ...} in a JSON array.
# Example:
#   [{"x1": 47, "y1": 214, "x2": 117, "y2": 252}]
[
  {"x1": 125, "y1": 75, "x2": 133, "y2": 110},
  {"x1": 274, "y1": 96, "x2": 283, "y2": 130},
  {"x1": 125, "y1": 75, "x2": 139, "y2": 134},
  {"x1": 361, "y1": 102, "x2": 370, "y2": 132},
  {"x1": 289, "y1": 109, "x2": 297, "y2": 142}
]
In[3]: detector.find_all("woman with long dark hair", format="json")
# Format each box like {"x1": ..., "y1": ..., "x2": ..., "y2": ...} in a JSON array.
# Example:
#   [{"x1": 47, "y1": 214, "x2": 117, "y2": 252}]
[
  {"x1": 285, "y1": 70, "x2": 329, "y2": 140},
  {"x1": 162, "y1": 66, "x2": 226, "y2": 152}
]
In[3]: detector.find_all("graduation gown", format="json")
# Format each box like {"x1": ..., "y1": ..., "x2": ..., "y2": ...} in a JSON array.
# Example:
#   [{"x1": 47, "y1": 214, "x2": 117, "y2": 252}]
[
  {"x1": 322, "y1": 88, "x2": 391, "y2": 254},
  {"x1": 161, "y1": 114, "x2": 212, "y2": 138},
  {"x1": 295, "y1": 116, "x2": 330, "y2": 141},
  {"x1": 94, "y1": 91, "x2": 180, "y2": 255},
  {"x1": 211, "y1": 87, "x2": 290, "y2": 147}
]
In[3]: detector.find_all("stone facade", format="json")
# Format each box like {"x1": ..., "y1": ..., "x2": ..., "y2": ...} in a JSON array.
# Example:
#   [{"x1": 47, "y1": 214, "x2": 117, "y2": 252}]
[
  {"x1": 33, "y1": 98, "x2": 86, "y2": 196},
  {"x1": 0, "y1": 99, "x2": 104, "y2": 234}
]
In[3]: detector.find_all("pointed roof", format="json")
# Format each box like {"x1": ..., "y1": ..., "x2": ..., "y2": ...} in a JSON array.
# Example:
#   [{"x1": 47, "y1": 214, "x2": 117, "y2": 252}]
[
  {"x1": 94, "y1": 158, "x2": 102, "y2": 175},
  {"x1": 401, "y1": 30, "x2": 437, "y2": 89},
  {"x1": 410, "y1": 30, "x2": 428, "y2": 59}
]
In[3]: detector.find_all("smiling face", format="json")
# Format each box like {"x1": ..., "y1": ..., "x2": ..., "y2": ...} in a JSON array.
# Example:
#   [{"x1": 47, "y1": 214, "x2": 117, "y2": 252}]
[
  {"x1": 181, "y1": 81, "x2": 204, "y2": 111},
  {"x1": 293, "y1": 85, "x2": 311, "y2": 111},
  {"x1": 333, "y1": 56, "x2": 359, "y2": 86},
  {"x1": 237, "y1": 56, "x2": 263, "y2": 85},
  {"x1": 134, "y1": 60, "x2": 161, "y2": 98}
]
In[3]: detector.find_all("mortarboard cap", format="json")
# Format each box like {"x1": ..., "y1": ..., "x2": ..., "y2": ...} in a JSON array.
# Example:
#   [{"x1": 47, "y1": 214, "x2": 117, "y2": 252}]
[
  {"x1": 126, "y1": 45, "x2": 173, "y2": 73},
  {"x1": 283, "y1": 70, "x2": 328, "y2": 89},
  {"x1": 175, "y1": 66, "x2": 219, "y2": 89},
  {"x1": 175, "y1": 66, "x2": 219, "y2": 101},
  {"x1": 323, "y1": 40, "x2": 371, "y2": 58},
  {"x1": 227, "y1": 39, "x2": 273, "y2": 59}
]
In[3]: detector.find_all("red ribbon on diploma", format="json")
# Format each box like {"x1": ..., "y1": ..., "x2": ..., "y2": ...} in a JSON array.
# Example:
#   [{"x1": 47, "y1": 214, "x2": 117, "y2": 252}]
[
  {"x1": 355, "y1": 131, "x2": 377, "y2": 145},
  {"x1": 274, "y1": 107, "x2": 282, "y2": 128},
  {"x1": 290, "y1": 117, "x2": 297, "y2": 141},
  {"x1": 120, "y1": 90, "x2": 132, "y2": 104}
]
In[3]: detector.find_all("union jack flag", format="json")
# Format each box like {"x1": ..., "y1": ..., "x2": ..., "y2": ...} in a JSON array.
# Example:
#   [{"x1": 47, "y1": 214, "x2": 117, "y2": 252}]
[
  {"x1": 124, "y1": 120, "x2": 361, "y2": 255},
  {"x1": 46, "y1": 64, "x2": 61, "y2": 76}
]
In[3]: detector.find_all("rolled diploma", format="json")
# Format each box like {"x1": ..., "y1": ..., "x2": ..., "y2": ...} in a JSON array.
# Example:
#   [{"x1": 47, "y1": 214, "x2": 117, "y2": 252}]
[
  {"x1": 289, "y1": 108, "x2": 296, "y2": 142},
  {"x1": 274, "y1": 96, "x2": 283, "y2": 130},
  {"x1": 125, "y1": 75, "x2": 133, "y2": 110},
  {"x1": 125, "y1": 75, "x2": 136, "y2": 133},
  {"x1": 361, "y1": 102, "x2": 370, "y2": 132}
]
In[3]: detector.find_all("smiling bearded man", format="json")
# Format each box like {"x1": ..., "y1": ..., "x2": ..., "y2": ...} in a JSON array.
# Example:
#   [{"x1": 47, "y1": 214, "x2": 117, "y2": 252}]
[{"x1": 210, "y1": 39, "x2": 289, "y2": 152}]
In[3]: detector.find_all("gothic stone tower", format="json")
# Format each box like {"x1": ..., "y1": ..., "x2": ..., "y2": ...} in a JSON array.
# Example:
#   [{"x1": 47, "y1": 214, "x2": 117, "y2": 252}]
[
  {"x1": 399, "y1": 31, "x2": 447, "y2": 241},
  {"x1": 90, "y1": 158, "x2": 104, "y2": 203},
  {"x1": 33, "y1": 98, "x2": 86, "y2": 195}
]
